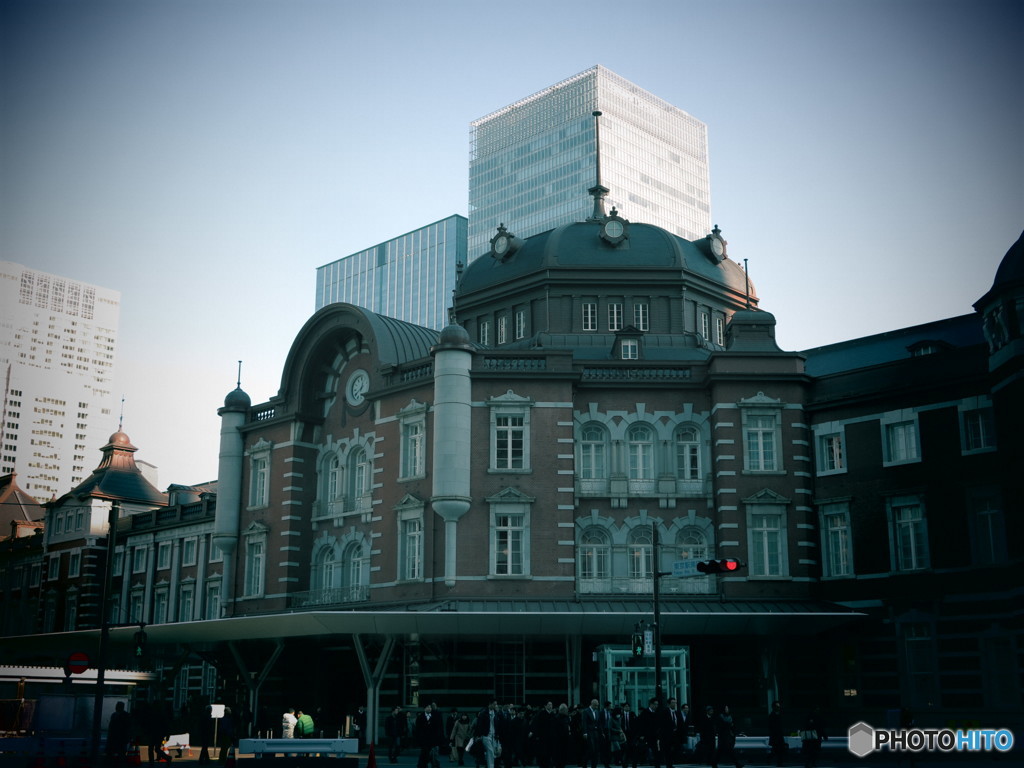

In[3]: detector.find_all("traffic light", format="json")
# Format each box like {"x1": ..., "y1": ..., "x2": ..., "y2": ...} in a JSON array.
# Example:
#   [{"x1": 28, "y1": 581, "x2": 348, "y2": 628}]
[
  {"x1": 631, "y1": 633, "x2": 644, "y2": 657},
  {"x1": 696, "y1": 559, "x2": 745, "y2": 574},
  {"x1": 134, "y1": 628, "x2": 148, "y2": 665}
]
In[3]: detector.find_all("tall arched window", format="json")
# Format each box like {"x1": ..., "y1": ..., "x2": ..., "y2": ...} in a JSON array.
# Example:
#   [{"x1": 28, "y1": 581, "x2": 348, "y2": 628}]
[
  {"x1": 675, "y1": 426, "x2": 701, "y2": 482},
  {"x1": 579, "y1": 424, "x2": 609, "y2": 493},
  {"x1": 326, "y1": 455, "x2": 343, "y2": 500},
  {"x1": 628, "y1": 528, "x2": 654, "y2": 582},
  {"x1": 314, "y1": 546, "x2": 339, "y2": 592},
  {"x1": 578, "y1": 527, "x2": 610, "y2": 592},
  {"x1": 628, "y1": 424, "x2": 656, "y2": 493},
  {"x1": 349, "y1": 447, "x2": 371, "y2": 510},
  {"x1": 342, "y1": 541, "x2": 369, "y2": 601}
]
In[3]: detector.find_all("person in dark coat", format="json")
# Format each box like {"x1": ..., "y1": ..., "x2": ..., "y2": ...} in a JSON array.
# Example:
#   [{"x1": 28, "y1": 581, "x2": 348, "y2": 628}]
[
  {"x1": 385, "y1": 705, "x2": 409, "y2": 764},
  {"x1": 715, "y1": 705, "x2": 742, "y2": 768},
  {"x1": 657, "y1": 698, "x2": 684, "y2": 768},
  {"x1": 416, "y1": 704, "x2": 445, "y2": 768},
  {"x1": 107, "y1": 701, "x2": 132, "y2": 761},
  {"x1": 767, "y1": 702, "x2": 786, "y2": 766},
  {"x1": 530, "y1": 702, "x2": 557, "y2": 768},
  {"x1": 697, "y1": 706, "x2": 718, "y2": 768},
  {"x1": 637, "y1": 698, "x2": 661, "y2": 768},
  {"x1": 799, "y1": 710, "x2": 826, "y2": 768},
  {"x1": 618, "y1": 702, "x2": 638, "y2": 768}
]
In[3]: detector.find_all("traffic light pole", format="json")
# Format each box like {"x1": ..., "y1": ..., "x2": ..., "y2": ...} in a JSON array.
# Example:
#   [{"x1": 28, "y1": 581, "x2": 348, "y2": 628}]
[
  {"x1": 90, "y1": 500, "x2": 120, "y2": 759},
  {"x1": 651, "y1": 524, "x2": 670, "y2": 704}
]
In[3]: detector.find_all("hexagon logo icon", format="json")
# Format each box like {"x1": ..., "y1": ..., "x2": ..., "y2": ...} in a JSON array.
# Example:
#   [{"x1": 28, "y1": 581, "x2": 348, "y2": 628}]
[{"x1": 848, "y1": 721, "x2": 875, "y2": 758}]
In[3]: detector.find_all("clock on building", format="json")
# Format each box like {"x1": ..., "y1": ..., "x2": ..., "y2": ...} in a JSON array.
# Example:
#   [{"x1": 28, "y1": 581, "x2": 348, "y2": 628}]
[{"x1": 346, "y1": 369, "x2": 370, "y2": 405}]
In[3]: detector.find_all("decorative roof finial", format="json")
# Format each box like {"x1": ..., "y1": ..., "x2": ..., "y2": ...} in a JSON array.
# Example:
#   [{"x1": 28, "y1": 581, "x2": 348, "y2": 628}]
[
  {"x1": 587, "y1": 110, "x2": 609, "y2": 221},
  {"x1": 237, "y1": 360, "x2": 243, "y2": 389},
  {"x1": 118, "y1": 395, "x2": 125, "y2": 431}
]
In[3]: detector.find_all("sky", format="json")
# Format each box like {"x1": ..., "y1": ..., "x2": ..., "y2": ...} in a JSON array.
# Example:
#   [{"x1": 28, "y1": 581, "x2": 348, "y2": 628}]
[{"x1": 1, "y1": 0, "x2": 1021, "y2": 488}]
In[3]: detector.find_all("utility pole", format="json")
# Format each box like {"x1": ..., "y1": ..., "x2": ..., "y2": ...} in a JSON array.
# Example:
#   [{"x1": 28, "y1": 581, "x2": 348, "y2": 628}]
[
  {"x1": 652, "y1": 524, "x2": 670, "y2": 703},
  {"x1": 90, "y1": 500, "x2": 120, "y2": 758}
]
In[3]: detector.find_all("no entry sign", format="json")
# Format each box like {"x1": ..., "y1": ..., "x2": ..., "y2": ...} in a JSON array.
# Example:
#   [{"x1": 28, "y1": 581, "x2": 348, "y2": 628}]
[{"x1": 66, "y1": 651, "x2": 90, "y2": 674}]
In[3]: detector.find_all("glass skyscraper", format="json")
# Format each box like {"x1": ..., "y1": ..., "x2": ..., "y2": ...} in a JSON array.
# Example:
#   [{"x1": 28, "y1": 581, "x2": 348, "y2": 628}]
[
  {"x1": 468, "y1": 65, "x2": 711, "y2": 259},
  {"x1": 315, "y1": 215, "x2": 467, "y2": 330}
]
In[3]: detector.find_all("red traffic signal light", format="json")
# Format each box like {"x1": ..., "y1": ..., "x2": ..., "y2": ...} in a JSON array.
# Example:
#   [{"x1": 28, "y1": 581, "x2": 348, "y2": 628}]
[{"x1": 696, "y1": 559, "x2": 745, "y2": 574}]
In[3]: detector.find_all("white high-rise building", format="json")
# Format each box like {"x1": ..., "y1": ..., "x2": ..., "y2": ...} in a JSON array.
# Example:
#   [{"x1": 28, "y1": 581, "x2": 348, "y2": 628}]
[
  {"x1": 0, "y1": 262, "x2": 121, "y2": 502},
  {"x1": 468, "y1": 65, "x2": 711, "y2": 258}
]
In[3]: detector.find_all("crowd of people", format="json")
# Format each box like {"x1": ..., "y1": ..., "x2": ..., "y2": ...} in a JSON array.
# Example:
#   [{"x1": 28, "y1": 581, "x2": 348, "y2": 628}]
[{"x1": 378, "y1": 698, "x2": 826, "y2": 768}]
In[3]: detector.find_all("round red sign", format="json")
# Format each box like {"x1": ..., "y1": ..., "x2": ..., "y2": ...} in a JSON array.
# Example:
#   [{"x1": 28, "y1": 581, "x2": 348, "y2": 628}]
[{"x1": 66, "y1": 652, "x2": 90, "y2": 674}]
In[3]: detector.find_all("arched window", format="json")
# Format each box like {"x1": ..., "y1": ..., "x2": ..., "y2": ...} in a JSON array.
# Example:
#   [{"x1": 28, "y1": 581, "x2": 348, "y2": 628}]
[
  {"x1": 349, "y1": 447, "x2": 371, "y2": 509},
  {"x1": 627, "y1": 425, "x2": 655, "y2": 479},
  {"x1": 628, "y1": 528, "x2": 654, "y2": 581},
  {"x1": 578, "y1": 527, "x2": 610, "y2": 588},
  {"x1": 326, "y1": 455, "x2": 343, "y2": 500},
  {"x1": 341, "y1": 541, "x2": 369, "y2": 601},
  {"x1": 314, "y1": 546, "x2": 339, "y2": 591},
  {"x1": 675, "y1": 426, "x2": 701, "y2": 481},
  {"x1": 677, "y1": 526, "x2": 708, "y2": 561}
]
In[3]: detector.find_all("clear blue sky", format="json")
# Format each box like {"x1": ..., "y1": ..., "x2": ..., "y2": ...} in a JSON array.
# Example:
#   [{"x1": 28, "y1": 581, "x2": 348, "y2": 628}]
[{"x1": 2, "y1": 0, "x2": 1021, "y2": 486}]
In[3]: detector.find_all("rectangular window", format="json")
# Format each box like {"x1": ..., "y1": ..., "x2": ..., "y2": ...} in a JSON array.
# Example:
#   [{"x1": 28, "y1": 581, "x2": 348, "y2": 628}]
[
  {"x1": 132, "y1": 547, "x2": 147, "y2": 574},
  {"x1": 400, "y1": 518, "x2": 423, "y2": 581},
  {"x1": 515, "y1": 309, "x2": 526, "y2": 339},
  {"x1": 745, "y1": 415, "x2": 777, "y2": 471},
  {"x1": 750, "y1": 512, "x2": 783, "y2": 576},
  {"x1": 182, "y1": 537, "x2": 198, "y2": 567},
  {"x1": 700, "y1": 311, "x2": 710, "y2": 339},
  {"x1": 178, "y1": 586, "x2": 194, "y2": 622},
  {"x1": 633, "y1": 303, "x2": 649, "y2": 331},
  {"x1": 715, "y1": 317, "x2": 725, "y2": 346},
  {"x1": 493, "y1": 512, "x2": 525, "y2": 575},
  {"x1": 963, "y1": 407, "x2": 995, "y2": 452},
  {"x1": 30, "y1": 562, "x2": 41, "y2": 587},
  {"x1": 129, "y1": 592, "x2": 144, "y2": 623},
  {"x1": 621, "y1": 339, "x2": 639, "y2": 360},
  {"x1": 886, "y1": 421, "x2": 919, "y2": 464},
  {"x1": 401, "y1": 420, "x2": 425, "y2": 479},
  {"x1": 494, "y1": 415, "x2": 525, "y2": 469},
  {"x1": 153, "y1": 589, "x2": 169, "y2": 624},
  {"x1": 497, "y1": 315, "x2": 507, "y2": 344},
  {"x1": 479, "y1": 320, "x2": 490, "y2": 345},
  {"x1": 68, "y1": 550, "x2": 81, "y2": 578},
  {"x1": 822, "y1": 503, "x2": 852, "y2": 577},
  {"x1": 891, "y1": 496, "x2": 928, "y2": 571},
  {"x1": 608, "y1": 303, "x2": 623, "y2": 331},
  {"x1": 244, "y1": 539, "x2": 265, "y2": 597},
  {"x1": 112, "y1": 549, "x2": 124, "y2": 577},
  {"x1": 205, "y1": 583, "x2": 221, "y2": 620},
  {"x1": 157, "y1": 542, "x2": 172, "y2": 570},
  {"x1": 582, "y1": 302, "x2": 597, "y2": 331},
  {"x1": 818, "y1": 433, "x2": 844, "y2": 472},
  {"x1": 250, "y1": 455, "x2": 269, "y2": 507}
]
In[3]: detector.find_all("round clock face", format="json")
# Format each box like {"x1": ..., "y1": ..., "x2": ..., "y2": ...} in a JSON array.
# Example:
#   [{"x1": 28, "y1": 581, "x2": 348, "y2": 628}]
[
  {"x1": 346, "y1": 370, "x2": 369, "y2": 405},
  {"x1": 493, "y1": 235, "x2": 509, "y2": 255},
  {"x1": 604, "y1": 220, "x2": 624, "y2": 239},
  {"x1": 711, "y1": 238, "x2": 724, "y2": 257}
]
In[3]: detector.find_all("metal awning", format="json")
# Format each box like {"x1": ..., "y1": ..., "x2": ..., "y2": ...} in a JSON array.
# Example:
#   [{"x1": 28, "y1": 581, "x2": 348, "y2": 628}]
[{"x1": 5, "y1": 599, "x2": 864, "y2": 656}]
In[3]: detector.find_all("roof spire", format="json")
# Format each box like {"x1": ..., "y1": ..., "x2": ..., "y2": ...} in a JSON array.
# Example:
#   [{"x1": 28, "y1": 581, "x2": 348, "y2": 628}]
[
  {"x1": 587, "y1": 110, "x2": 609, "y2": 221},
  {"x1": 118, "y1": 395, "x2": 125, "y2": 431},
  {"x1": 237, "y1": 360, "x2": 243, "y2": 389}
]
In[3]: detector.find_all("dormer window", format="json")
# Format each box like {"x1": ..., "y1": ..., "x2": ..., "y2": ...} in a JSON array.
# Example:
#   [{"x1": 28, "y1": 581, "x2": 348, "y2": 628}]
[{"x1": 621, "y1": 339, "x2": 639, "y2": 360}]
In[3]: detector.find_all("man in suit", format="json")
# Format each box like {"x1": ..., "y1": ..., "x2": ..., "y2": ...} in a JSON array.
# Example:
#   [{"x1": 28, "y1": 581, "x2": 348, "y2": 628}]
[
  {"x1": 658, "y1": 698, "x2": 684, "y2": 768},
  {"x1": 415, "y1": 704, "x2": 444, "y2": 768},
  {"x1": 581, "y1": 699, "x2": 602, "y2": 768},
  {"x1": 637, "y1": 698, "x2": 661, "y2": 768},
  {"x1": 618, "y1": 702, "x2": 637, "y2": 768}
]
